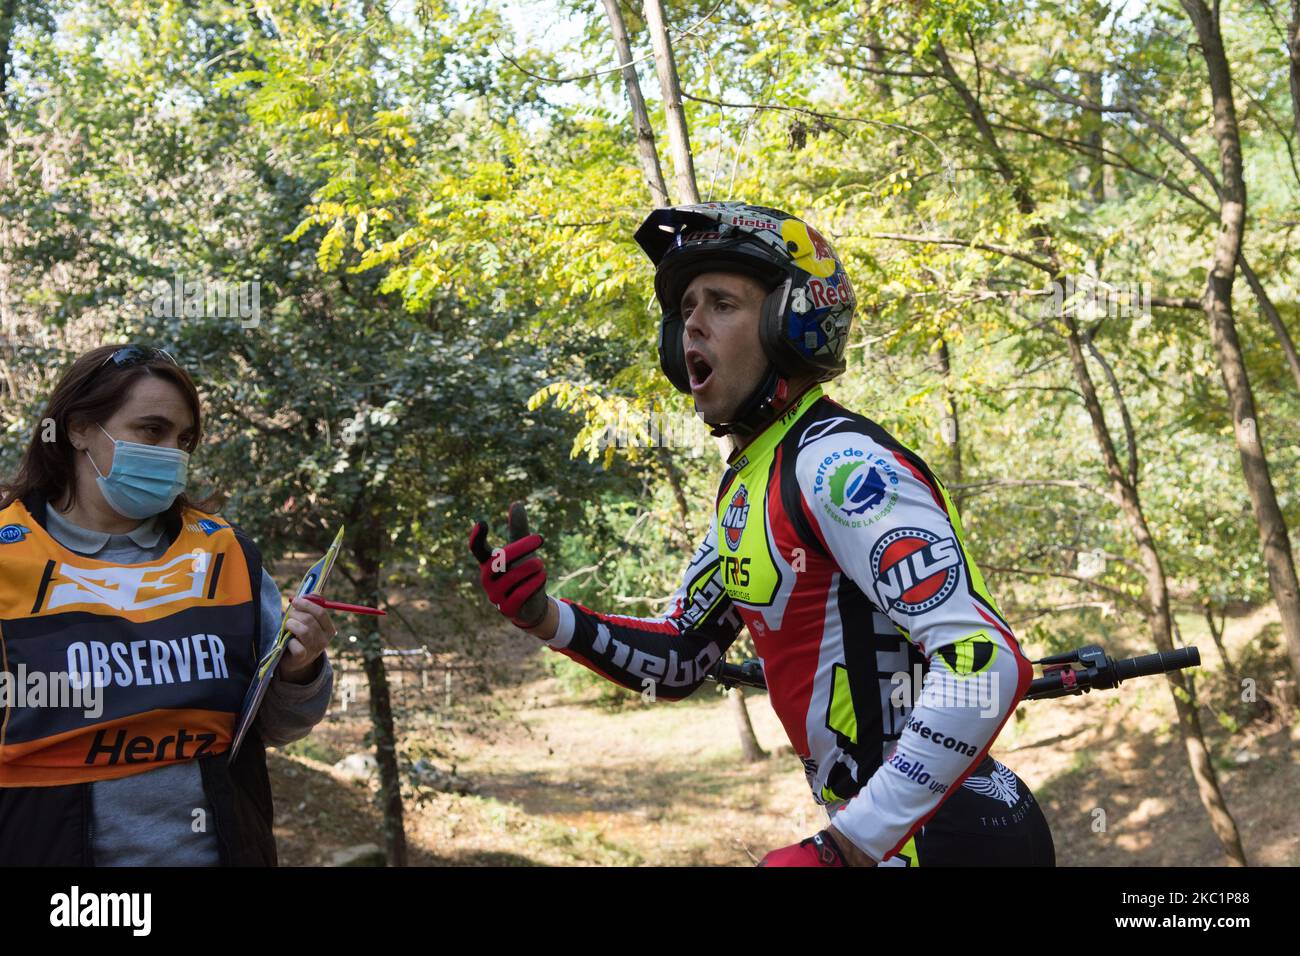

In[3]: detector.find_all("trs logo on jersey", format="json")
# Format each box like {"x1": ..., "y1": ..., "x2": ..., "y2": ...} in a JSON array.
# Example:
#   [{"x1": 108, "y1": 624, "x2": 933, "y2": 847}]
[
  {"x1": 871, "y1": 527, "x2": 960, "y2": 615},
  {"x1": 720, "y1": 485, "x2": 750, "y2": 551}
]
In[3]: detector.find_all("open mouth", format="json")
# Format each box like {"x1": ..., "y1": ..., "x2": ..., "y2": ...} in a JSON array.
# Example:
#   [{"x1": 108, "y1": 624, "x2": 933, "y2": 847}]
[{"x1": 686, "y1": 350, "x2": 714, "y2": 393}]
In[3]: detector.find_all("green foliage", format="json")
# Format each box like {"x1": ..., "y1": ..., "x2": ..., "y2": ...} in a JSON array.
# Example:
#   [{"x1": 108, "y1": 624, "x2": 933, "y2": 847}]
[
  {"x1": 1199, "y1": 623, "x2": 1291, "y2": 732},
  {"x1": 1, "y1": 0, "x2": 1296, "y2": 711}
]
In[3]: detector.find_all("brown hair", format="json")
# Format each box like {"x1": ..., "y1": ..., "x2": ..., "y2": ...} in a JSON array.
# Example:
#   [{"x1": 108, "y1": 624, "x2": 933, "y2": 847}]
[{"x1": 0, "y1": 344, "x2": 220, "y2": 520}]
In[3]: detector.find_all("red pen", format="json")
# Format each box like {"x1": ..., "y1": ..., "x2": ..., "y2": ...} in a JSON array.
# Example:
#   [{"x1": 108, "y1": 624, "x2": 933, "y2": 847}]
[{"x1": 304, "y1": 594, "x2": 387, "y2": 616}]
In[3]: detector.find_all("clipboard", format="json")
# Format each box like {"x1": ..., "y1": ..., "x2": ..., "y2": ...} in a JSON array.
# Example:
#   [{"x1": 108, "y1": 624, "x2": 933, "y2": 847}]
[{"x1": 228, "y1": 526, "x2": 345, "y2": 760}]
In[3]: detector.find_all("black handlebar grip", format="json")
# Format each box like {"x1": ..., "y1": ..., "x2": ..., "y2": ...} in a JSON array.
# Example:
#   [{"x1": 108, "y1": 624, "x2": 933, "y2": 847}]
[
  {"x1": 712, "y1": 662, "x2": 768, "y2": 690},
  {"x1": 1114, "y1": 646, "x2": 1200, "y2": 681}
]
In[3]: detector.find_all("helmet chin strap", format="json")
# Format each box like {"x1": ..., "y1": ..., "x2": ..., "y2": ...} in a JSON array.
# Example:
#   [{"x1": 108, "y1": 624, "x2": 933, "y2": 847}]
[{"x1": 702, "y1": 366, "x2": 790, "y2": 440}]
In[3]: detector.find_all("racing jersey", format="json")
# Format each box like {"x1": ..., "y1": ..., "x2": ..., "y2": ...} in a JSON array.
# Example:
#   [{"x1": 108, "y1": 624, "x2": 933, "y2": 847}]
[{"x1": 545, "y1": 383, "x2": 1033, "y2": 862}]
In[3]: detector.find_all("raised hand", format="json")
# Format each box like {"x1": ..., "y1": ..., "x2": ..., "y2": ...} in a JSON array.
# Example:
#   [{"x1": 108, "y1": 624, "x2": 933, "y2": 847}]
[{"x1": 468, "y1": 501, "x2": 550, "y2": 630}]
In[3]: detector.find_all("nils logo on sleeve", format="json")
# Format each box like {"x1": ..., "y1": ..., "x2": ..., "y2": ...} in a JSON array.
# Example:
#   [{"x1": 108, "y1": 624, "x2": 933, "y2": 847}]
[
  {"x1": 813, "y1": 448, "x2": 899, "y2": 529},
  {"x1": 871, "y1": 527, "x2": 960, "y2": 615}
]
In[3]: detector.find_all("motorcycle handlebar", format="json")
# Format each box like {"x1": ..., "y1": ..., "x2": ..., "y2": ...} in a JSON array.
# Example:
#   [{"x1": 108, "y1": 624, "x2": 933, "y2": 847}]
[
  {"x1": 706, "y1": 644, "x2": 1201, "y2": 698},
  {"x1": 1114, "y1": 646, "x2": 1200, "y2": 681}
]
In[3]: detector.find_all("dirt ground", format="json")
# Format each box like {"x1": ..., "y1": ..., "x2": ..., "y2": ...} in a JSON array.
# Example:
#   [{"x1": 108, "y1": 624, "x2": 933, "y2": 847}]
[{"x1": 269, "y1": 603, "x2": 1299, "y2": 867}]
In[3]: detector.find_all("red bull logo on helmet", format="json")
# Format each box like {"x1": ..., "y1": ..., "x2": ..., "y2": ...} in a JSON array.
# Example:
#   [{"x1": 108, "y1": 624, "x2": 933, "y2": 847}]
[{"x1": 781, "y1": 219, "x2": 838, "y2": 278}]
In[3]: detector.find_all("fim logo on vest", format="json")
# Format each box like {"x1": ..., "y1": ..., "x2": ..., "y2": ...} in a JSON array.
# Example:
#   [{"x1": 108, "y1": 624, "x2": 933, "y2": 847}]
[
  {"x1": 0, "y1": 522, "x2": 31, "y2": 543},
  {"x1": 192, "y1": 518, "x2": 231, "y2": 536},
  {"x1": 870, "y1": 527, "x2": 960, "y2": 615}
]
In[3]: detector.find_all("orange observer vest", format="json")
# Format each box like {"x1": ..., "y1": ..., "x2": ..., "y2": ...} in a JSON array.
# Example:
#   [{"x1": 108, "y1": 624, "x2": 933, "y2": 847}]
[{"x1": 0, "y1": 499, "x2": 258, "y2": 787}]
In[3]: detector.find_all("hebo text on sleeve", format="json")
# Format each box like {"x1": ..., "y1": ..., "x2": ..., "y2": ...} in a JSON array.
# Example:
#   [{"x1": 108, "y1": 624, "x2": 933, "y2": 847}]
[{"x1": 545, "y1": 521, "x2": 745, "y2": 700}]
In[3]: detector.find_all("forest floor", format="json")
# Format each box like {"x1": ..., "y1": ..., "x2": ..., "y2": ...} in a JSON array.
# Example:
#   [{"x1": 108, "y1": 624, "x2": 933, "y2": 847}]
[{"x1": 270, "y1": 603, "x2": 1299, "y2": 866}]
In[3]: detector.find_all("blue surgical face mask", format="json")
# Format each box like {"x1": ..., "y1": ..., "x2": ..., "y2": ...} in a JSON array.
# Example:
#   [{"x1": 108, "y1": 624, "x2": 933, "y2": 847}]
[{"x1": 85, "y1": 423, "x2": 190, "y2": 519}]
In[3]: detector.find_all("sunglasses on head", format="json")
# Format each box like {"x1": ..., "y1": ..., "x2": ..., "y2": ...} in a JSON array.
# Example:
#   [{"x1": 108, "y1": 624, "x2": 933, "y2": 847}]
[{"x1": 97, "y1": 345, "x2": 179, "y2": 371}]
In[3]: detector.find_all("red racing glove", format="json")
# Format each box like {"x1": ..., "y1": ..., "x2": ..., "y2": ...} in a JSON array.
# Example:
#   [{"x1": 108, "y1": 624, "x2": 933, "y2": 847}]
[
  {"x1": 758, "y1": 830, "x2": 848, "y2": 867},
  {"x1": 468, "y1": 502, "x2": 551, "y2": 630}
]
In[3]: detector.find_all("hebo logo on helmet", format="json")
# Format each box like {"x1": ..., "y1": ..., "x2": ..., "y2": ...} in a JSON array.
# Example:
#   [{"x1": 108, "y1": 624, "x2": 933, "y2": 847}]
[{"x1": 726, "y1": 213, "x2": 780, "y2": 234}]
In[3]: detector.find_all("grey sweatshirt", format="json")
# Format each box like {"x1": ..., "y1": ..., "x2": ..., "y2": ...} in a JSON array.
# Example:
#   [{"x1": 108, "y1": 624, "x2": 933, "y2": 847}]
[{"x1": 43, "y1": 507, "x2": 334, "y2": 866}]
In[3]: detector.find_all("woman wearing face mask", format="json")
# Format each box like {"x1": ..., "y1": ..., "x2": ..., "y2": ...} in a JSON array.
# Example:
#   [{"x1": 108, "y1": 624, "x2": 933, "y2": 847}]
[{"x1": 0, "y1": 344, "x2": 336, "y2": 865}]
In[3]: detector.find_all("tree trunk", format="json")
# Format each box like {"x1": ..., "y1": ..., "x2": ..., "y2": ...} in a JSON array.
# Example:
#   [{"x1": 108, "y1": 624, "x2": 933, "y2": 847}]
[
  {"x1": 1238, "y1": 254, "x2": 1300, "y2": 394},
  {"x1": 1181, "y1": 0, "x2": 1300, "y2": 693},
  {"x1": 660, "y1": 456, "x2": 694, "y2": 553},
  {"x1": 1083, "y1": 336, "x2": 1139, "y2": 487},
  {"x1": 865, "y1": 28, "x2": 893, "y2": 101},
  {"x1": 1062, "y1": 321, "x2": 1247, "y2": 866},
  {"x1": 0, "y1": 0, "x2": 18, "y2": 110},
  {"x1": 606, "y1": 5, "x2": 766, "y2": 758},
  {"x1": 1289, "y1": 0, "x2": 1300, "y2": 145},
  {"x1": 1081, "y1": 69, "x2": 1106, "y2": 203},
  {"x1": 355, "y1": 530, "x2": 408, "y2": 867},
  {"x1": 934, "y1": 336, "x2": 964, "y2": 504},
  {"x1": 642, "y1": 0, "x2": 699, "y2": 203},
  {"x1": 933, "y1": 35, "x2": 1247, "y2": 864},
  {"x1": 1203, "y1": 600, "x2": 1237, "y2": 683},
  {"x1": 727, "y1": 685, "x2": 767, "y2": 762},
  {"x1": 600, "y1": 0, "x2": 670, "y2": 208}
]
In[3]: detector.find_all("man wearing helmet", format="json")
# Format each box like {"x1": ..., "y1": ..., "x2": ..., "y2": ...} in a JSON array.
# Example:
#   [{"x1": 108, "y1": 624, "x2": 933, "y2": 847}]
[{"x1": 470, "y1": 202, "x2": 1055, "y2": 867}]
